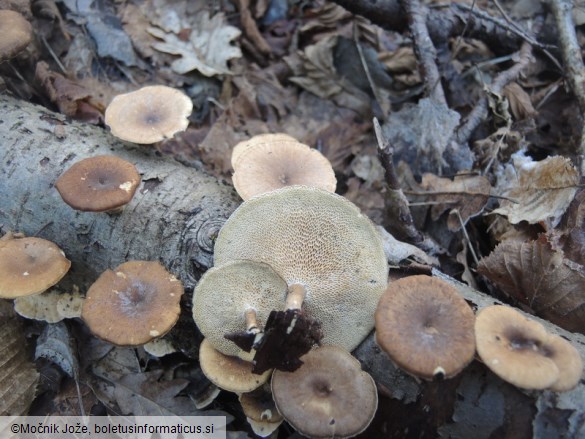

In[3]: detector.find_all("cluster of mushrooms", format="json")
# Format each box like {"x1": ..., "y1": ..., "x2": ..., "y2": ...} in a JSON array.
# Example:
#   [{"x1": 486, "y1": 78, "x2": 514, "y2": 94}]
[{"x1": 0, "y1": 85, "x2": 583, "y2": 438}]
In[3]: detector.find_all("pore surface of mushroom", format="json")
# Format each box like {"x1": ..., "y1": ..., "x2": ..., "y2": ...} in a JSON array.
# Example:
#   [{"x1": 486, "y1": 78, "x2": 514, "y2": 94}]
[
  {"x1": 214, "y1": 186, "x2": 389, "y2": 352},
  {"x1": 375, "y1": 275, "x2": 476, "y2": 380},
  {"x1": 271, "y1": 345, "x2": 378, "y2": 438},
  {"x1": 0, "y1": 10, "x2": 33, "y2": 62},
  {"x1": 104, "y1": 85, "x2": 193, "y2": 144},
  {"x1": 0, "y1": 236, "x2": 70, "y2": 299},
  {"x1": 231, "y1": 134, "x2": 336, "y2": 200},
  {"x1": 81, "y1": 261, "x2": 183, "y2": 346},
  {"x1": 55, "y1": 155, "x2": 141, "y2": 212},
  {"x1": 193, "y1": 260, "x2": 287, "y2": 356}
]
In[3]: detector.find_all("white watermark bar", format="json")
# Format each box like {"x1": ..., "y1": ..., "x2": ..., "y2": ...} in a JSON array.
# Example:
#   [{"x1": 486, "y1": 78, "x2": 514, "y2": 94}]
[{"x1": 0, "y1": 416, "x2": 227, "y2": 439}]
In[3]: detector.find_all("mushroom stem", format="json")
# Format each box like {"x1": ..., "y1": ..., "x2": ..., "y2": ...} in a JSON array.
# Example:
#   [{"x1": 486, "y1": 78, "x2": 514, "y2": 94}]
[
  {"x1": 285, "y1": 284, "x2": 306, "y2": 310},
  {"x1": 245, "y1": 308, "x2": 260, "y2": 334}
]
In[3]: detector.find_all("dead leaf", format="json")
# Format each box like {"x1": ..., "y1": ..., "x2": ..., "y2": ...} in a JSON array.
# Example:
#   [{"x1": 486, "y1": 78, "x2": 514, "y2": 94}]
[
  {"x1": 35, "y1": 321, "x2": 80, "y2": 380},
  {"x1": 378, "y1": 46, "x2": 417, "y2": 73},
  {"x1": 555, "y1": 188, "x2": 585, "y2": 267},
  {"x1": 420, "y1": 173, "x2": 491, "y2": 231},
  {"x1": 493, "y1": 155, "x2": 579, "y2": 226},
  {"x1": 236, "y1": 0, "x2": 271, "y2": 55},
  {"x1": 149, "y1": 10, "x2": 242, "y2": 76},
  {"x1": 503, "y1": 82, "x2": 537, "y2": 120},
  {"x1": 477, "y1": 236, "x2": 585, "y2": 334}
]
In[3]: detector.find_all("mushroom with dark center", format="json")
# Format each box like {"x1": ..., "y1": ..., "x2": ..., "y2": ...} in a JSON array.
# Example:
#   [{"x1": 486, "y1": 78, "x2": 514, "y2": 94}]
[
  {"x1": 55, "y1": 155, "x2": 141, "y2": 213},
  {"x1": 81, "y1": 261, "x2": 183, "y2": 346}
]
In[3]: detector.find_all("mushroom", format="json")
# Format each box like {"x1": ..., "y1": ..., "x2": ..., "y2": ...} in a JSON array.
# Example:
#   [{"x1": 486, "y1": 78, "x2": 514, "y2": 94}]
[
  {"x1": 231, "y1": 134, "x2": 336, "y2": 200},
  {"x1": 0, "y1": 235, "x2": 70, "y2": 299},
  {"x1": 545, "y1": 334, "x2": 583, "y2": 392},
  {"x1": 271, "y1": 345, "x2": 378, "y2": 438},
  {"x1": 0, "y1": 10, "x2": 33, "y2": 62},
  {"x1": 374, "y1": 275, "x2": 476, "y2": 380},
  {"x1": 475, "y1": 305, "x2": 560, "y2": 390},
  {"x1": 213, "y1": 186, "x2": 389, "y2": 352},
  {"x1": 14, "y1": 287, "x2": 84, "y2": 323},
  {"x1": 199, "y1": 338, "x2": 272, "y2": 393},
  {"x1": 104, "y1": 85, "x2": 193, "y2": 144},
  {"x1": 55, "y1": 155, "x2": 141, "y2": 213},
  {"x1": 81, "y1": 261, "x2": 183, "y2": 346},
  {"x1": 239, "y1": 385, "x2": 284, "y2": 438},
  {"x1": 192, "y1": 260, "x2": 287, "y2": 357}
]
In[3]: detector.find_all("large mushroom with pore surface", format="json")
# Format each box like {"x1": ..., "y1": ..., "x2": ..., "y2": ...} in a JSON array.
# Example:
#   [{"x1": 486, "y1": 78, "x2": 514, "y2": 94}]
[
  {"x1": 213, "y1": 186, "x2": 388, "y2": 352},
  {"x1": 104, "y1": 85, "x2": 193, "y2": 144},
  {"x1": 375, "y1": 275, "x2": 476, "y2": 380},
  {"x1": 55, "y1": 155, "x2": 141, "y2": 213},
  {"x1": 271, "y1": 345, "x2": 378, "y2": 439},
  {"x1": 0, "y1": 235, "x2": 70, "y2": 299},
  {"x1": 475, "y1": 305, "x2": 583, "y2": 391},
  {"x1": 81, "y1": 261, "x2": 183, "y2": 346},
  {"x1": 231, "y1": 134, "x2": 336, "y2": 200}
]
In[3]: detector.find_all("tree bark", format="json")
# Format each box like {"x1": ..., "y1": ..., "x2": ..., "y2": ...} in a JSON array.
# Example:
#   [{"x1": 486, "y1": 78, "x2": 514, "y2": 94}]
[
  {"x1": 0, "y1": 93, "x2": 240, "y2": 292},
  {"x1": 2, "y1": 94, "x2": 585, "y2": 436}
]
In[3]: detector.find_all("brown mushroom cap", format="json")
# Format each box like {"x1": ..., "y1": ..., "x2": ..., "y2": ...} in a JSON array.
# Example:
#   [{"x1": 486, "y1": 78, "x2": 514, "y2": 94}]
[
  {"x1": 475, "y1": 305, "x2": 560, "y2": 390},
  {"x1": 239, "y1": 386, "x2": 284, "y2": 438},
  {"x1": 0, "y1": 237, "x2": 70, "y2": 299},
  {"x1": 55, "y1": 155, "x2": 141, "y2": 212},
  {"x1": 545, "y1": 334, "x2": 583, "y2": 392},
  {"x1": 0, "y1": 11, "x2": 33, "y2": 62},
  {"x1": 214, "y1": 186, "x2": 389, "y2": 352},
  {"x1": 104, "y1": 85, "x2": 193, "y2": 144},
  {"x1": 231, "y1": 134, "x2": 336, "y2": 200},
  {"x1": 374, "y1": 275, "x2": 476, "y2": 380},
  {"x1": 81, "y1": 261, "x2": 183, "y2": 346},
  {"x1": 231, "y1": 133, "x2": 298, "y2": 169},
  {"x1": 199, "y1": 338, "x2": 271, "y2": 393},
  {"x1": 193, "y1": 260, "x2": 287, "y2": 356},
  {"x1": 271, "y1": 345, "x2": 378, "y2": 439}
]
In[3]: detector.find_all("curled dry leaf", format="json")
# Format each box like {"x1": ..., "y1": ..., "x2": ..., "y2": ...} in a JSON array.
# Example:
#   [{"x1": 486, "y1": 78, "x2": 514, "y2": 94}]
[
  {"x1": 477, "y1": 236, "x2": 585, "y2": 334},
  {"x1": 420, "y1": 173, "x2": 491, "y2": 231},
  {"x1": 503, "y1": 82, "x2": 537, "y2": 121},
  {"x1": 0, "y1": 300, "x2": 39, "y2": 415},
  {"x1": 35, "y1": 321, "x2": 80, "y2": 380},
  {"x1": 493, "y1": 155, "x2": 579, "y2": 226},
  {"x1": 149, "y1": 10, "x2": 242, "y2": 76}
]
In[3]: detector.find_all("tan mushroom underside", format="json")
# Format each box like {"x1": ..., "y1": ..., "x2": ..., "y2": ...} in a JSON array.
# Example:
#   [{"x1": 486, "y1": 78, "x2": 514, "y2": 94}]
[{"x1": 214, "y1": 186, "x2": 388, "y2": 352}]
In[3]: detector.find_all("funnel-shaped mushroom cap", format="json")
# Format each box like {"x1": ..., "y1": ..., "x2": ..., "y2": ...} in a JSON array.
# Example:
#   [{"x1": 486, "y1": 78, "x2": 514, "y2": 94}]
[
  {"x1": 231, "y1": 134, "x2": 336, "y2": 200},
  {"x1": 81, "y1": 261, "x2": 183, "y2": 346},
  {"x1": 199, "y1": 339, "x2": 271, "y2": 393},
  {"x1": 475, "y1": 305, "x2": 560, "y2": 390},
  {"x1": 193, "y1": 260, "x2": 287, "y2": 356},
  {"x1": 231, "y1": 133, "x2": 298, "y2": 169},
  {"x1": 375, "y1": 275, "x2": 476, "y2": 380},
  {"x1": 105, "y1": 85, "x2": 193, "y2": 144},
  {"x1": 0, "y1": 11, "x2": 33, "y2": 62},
  {"x1": 0, "y1": 237, "x2": 70, "y2": 299},
  {"x1": 214, "y1": 186, "x2": 388, "y2": 352},
  {"x1": 55, "y1": 155, "x2": 141, "y2": 212},
  {"x1": 271, "y1": 346, "x2": 378, "y2": 439}
]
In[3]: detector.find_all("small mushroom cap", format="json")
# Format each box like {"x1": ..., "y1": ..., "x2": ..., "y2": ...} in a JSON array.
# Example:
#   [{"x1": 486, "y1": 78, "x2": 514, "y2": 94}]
[
  {"x1": 214, "y1": 186, "x2": 389, "y2": 352},
  {"x1": 542, "y1": 335, "x2": 583, "y2": 392},
  {"x1": 375, "y1": 275, "x2": 476, "y2": 380},
  {"x1": 55, "y1": 155, "x2": 141, "y2": 212},
  {"x1": 271, "y1": 345, "x2": 378, "y2": 439},
  {"x1": 231, "y1": 135, "x2": 336, "y2": 200},
  {"x1": 193, "y1": 260, "x2": 287, "y2": 356},
  {"x1": 239, "y1": 387, "x2": 284, "y2": 438},
  {"x1": 0, "y1": 10, "x2": 33, "y2": 62},
  {"x1": 199, "y1": 338, "x2": 272, "y2": 393},
  {"x1": 0, "y1": 237, "x2": 70, "y2": 299},
  {"x1": 104, "y1": 85, "x2": 193, "y2": 144},
  {"x1": 231, "y1": 133, "x2": 298, "y2": 169},
  {"x1": 14, "y1": 288, "x2": 83, "y2": 323},
  {"x1": 81, "y1": 261, "x2": 183, "y2": 346},
  {"x1": 475, "y1": 305, "x2": 559, "y2": 390}
]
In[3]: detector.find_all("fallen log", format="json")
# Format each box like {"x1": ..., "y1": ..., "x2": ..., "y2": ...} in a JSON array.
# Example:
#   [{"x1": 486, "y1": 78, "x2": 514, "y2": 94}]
[{"x1": 1, "y1": 94, "x2": 584, "y2": 437}]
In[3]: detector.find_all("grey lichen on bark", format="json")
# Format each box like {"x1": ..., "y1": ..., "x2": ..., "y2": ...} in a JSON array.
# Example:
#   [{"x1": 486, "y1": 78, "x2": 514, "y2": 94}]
[{"x1": 0, "y1": 93, "x2": 240, "y2": 291}]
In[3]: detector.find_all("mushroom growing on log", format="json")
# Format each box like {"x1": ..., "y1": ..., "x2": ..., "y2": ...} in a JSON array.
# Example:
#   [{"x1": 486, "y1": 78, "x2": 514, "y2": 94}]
[{"x1": 3, "y1": 94, "x2": 585, "y2": 436}]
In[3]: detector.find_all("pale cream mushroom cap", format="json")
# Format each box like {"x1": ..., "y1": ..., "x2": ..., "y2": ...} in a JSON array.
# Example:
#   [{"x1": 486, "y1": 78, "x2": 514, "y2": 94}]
[
  {"x1": 193, "y1": 260, "x2": 287, "y2": 356},
  {"x1": 14, "y1": 288, "x2": 83, "y2": 323},
  {"x1": 105, "y1": 85, "x2": 193, "y2": 144},
  {"x1": 0, "y1": 237, "x2": 71, "y2": 299},
  {"x1": 475, "y1": 305, "x2": 559, "y2": 390},
  {"x1": 544, "y1": 334, "x2": 583, "y2": 392},
  {"x1": 231, "y1": 134, "x2": 336, "y2": 200},
  {"x1": 214, "y1": 186, "x2": 389, "y2": 352},
  {"x1": 231, "y1": 133, "x2": 298, "y2": 169},
  {"x1": 271, "y1": 345, "x2": 378, "y2": 438},
  {"x1": 199, "y1": 338, "x2": 271, "y2": 393}
]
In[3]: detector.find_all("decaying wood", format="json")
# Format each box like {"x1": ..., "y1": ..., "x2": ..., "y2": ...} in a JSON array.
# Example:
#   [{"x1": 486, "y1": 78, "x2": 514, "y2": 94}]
[{"x1": 2, "y1": 94, "x2": 585, "y2": 435}]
